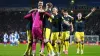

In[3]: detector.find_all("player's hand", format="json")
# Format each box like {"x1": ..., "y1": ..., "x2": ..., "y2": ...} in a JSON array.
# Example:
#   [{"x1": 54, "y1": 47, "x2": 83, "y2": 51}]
[
  {"x1": 68, "y1": 15, "x2": 74, "y2": 19},
  {"x1": 91, "y1": 7, "x2": 96, "y2": 12},
  {"x1": 64, "y1": 21, "x2": 70, "y2": 26}
]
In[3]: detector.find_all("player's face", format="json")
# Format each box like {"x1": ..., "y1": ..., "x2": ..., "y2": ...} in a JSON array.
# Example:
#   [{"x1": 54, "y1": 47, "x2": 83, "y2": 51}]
[
  {"x1": 52, "y1": 8, "x2": 58, "y2": 14},
  {"x1": 38, "y1": 1, "x2": 43, "y2": 8},
  {"x1": 63, "y1": 12, "x2": 68, "y2": 16},
  {"x1": 77, "y1": 13, "x2": 82, "y2": 19},
  {"x1": 46, "y1": 3, "x2": 53, "y2": 9}
]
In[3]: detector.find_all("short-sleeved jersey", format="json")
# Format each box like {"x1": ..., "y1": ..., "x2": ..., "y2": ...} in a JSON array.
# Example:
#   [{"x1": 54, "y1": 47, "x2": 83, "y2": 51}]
[
  {"x1": 62, "y1": 16, "x2": 72, "y2": 31},
  {"x1": 74, "y1": 17, "x2": 86, "y2": 32},
  {"x1": 43, "y1": 10, "x2": 52, "y2": 28},
  {"x1": 51, "y1": 14, "x2": 63, "y2": 32}
]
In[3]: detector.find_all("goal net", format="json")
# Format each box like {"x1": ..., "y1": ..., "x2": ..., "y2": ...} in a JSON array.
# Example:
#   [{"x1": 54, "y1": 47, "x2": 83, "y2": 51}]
[{"x1": 70, "y1": 35, "x2": 99, "y2": 45}]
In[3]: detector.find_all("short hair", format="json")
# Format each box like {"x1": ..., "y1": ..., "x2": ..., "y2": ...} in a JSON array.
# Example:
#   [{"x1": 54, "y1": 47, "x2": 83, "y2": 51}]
[
  {"x1": 53, "y1": 7, "x2": 58, "y2": 10},
  {"x1": 52, "y1": 7, "x2": 58, "y2": 12},
  {"x1": 46, "y1": 2, "x2": 53, "y2": 8},
  {"x1": 38, "y1": 0, "x2": 43, "y2": 4},
  {"x1": 63, "y1": 9, "x2": 68, "y2": 13},
  {"x1": 38, "y1": 0, "x2": 43, "y2": 2}
]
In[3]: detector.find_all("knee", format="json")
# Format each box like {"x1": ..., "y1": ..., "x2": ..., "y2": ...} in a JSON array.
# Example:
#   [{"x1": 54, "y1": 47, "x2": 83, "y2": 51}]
[
  {"x1": 76, "y1": 38, "x2": 81, "y2": 42},
  {"x1": 81, "y1": 40, "x2": 84, "y2": 44},
  {"x1": 56, "y1": 39, "x2": 61, "y2": 44},
  {"x1": 44, "y1": 39, "x2": 49, "y2": 43},
  {"x1": 28, "y1": 40, "x2": 33, "y2": 44},
  {"x1": 33, "y1": 39, "x2": 36, "y2": 43}
]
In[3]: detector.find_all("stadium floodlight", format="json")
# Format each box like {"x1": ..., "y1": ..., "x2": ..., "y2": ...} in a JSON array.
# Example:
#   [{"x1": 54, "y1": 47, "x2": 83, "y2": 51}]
[{"x1": 71, "y1": 0, "x2": 75, "y2": 5}]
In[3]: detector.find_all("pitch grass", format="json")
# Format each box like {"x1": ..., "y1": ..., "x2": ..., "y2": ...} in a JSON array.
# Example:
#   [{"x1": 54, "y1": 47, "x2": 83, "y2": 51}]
[{"x1": 0, "y1": 44, "x2": 100, "y2": 56}]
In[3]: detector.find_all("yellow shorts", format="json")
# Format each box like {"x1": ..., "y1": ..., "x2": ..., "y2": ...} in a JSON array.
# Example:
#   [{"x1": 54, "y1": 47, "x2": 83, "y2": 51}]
[
  {"x1": 50, "y1": 32, "x2": 59, "y2": 41},
  {"x1": 44, "y1": 28, "x2": 51, "y2": 39},
  {"x1": 27, "y1": 30, "x2": 32, "y2": 43},
  {"x1": 61, "y1": 31, "x2": 70, "y2": 40},
  {"x1": 75, "y1": 32, "x2": 84, "y2": 41}
]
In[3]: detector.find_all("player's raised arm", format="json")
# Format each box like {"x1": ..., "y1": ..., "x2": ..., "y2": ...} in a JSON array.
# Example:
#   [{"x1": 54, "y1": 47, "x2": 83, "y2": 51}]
[
  {"x1": 85, "y1": 7, "x2": 96, "y2": 19},
  {"x1": 24, "y1": 10, "x2": 33, "y2": 19},
  {"x1": 70, "y1": 22, "x2": 74, "y2": 32},
  {"x1": 28, "y1": 8, "x2": 38, "y2": 13},
  {"x1": 44, "y1": 12, "x2": 52, "y2": 17},
  {"x1": 24, "y1": 13, "x2": 32, "y2": 19},
  {"x1": 24, "y1": 8, "x2": 37, "y2": 19},
  {"x1": 63, "y1": 20, "x2": 71, "y2": 26},
  {"x1": 67, "y1": 15, "x2": 74, "y2": 32},
  {"x1": 68, "y1": 15, "x2": 74, "y2": 20},
  {"x1": 62, "y1": 15, "x2": 73, "y2": 26}
]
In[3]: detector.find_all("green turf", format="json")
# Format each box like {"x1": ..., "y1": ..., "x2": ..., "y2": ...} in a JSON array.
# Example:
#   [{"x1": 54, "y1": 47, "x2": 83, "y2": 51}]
[{"x1": 0, "y1": 44, "x2": 100, "y2": 56}]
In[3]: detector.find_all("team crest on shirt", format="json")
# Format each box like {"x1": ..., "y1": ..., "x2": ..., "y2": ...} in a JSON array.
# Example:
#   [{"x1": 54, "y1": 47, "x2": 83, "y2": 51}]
[
  {"x1": 76, "y1": 20, "x2": 83, "y2": 23},
  {"x1": 80, "y1": 21, "x2": 83, "y2": 22}
]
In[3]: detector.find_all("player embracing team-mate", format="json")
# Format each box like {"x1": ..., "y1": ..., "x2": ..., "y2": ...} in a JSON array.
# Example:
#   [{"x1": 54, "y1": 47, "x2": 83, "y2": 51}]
[
  {"x1": 32, "y1": 1, "x2": 53, "y2": 56},
  {"x1": 61, "y1": 9, "x2": 74, "y2": 55},
  {"x1": 43, "y1": 2, "x2": 55, "y2": 56},
  {"x1": 23, "y1": 0, "x2": 96, "y2": 56},
  {"x1": 50, "y1": 7, "x2": 65, "y2": 56},
  {"x1": 24, "y1": 1, "x2": 53, "y2": 56},
  {"x1": 23, "y1": 7, "x2": 36, "y2": 56}
]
